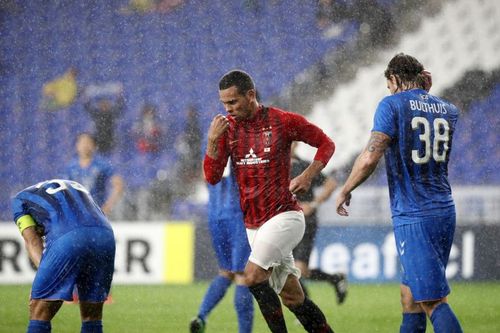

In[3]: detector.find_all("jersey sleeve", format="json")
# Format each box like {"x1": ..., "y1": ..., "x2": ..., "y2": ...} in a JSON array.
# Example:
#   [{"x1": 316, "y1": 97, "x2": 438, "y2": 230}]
[
  {"x1": 12, "y1": 196, "x2": 36, "y2": 233},
  {"x1": 203, "y1": 134, "x2": 229, "y2": 185},
  {"x1": 286, "y1": 112, "x2": 335, "y2": 166},
  {"x1": 372, "y1": 97, "x2": 397, "y2": 138}
]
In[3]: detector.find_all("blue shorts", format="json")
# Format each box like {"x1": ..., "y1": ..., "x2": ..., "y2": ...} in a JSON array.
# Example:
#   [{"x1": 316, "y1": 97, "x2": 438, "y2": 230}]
[
  {"x1": 31, "y1": 227, "x2": 115, "y2": 302},
  {"x1": 208, "y1": 216, "x2": 250, "y2": 273},
  {"x1": 393, "y1": 214, "x2": 455, "y2": 302}
]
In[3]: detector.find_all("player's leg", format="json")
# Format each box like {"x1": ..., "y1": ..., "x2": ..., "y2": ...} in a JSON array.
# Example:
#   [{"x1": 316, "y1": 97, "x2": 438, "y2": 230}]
[
  {"x1": 28, "y1": 231, "x2": 84, "y2": 333},
  {"x1": 295, "y1": 259, "x2": 311, "y2": 298},
  {"x1": 79, "y1": 302, "x2": 105, "y2": 332},
  {"x1": 399, "y1": 284, "x2": 426, "y2": 333},
  {"x1": 234, "y1": 273, "x2": 254, "y2": 333},
  {"x1": 245, "y1": 223, "x2": 287, "y2": 333},
  {"x1": 232, "y1": 221, "x2": 253, "y2": 333},
  {"x1": 190, "y1": 218, "x2": 234, "y2": 332},
  {"x1": 395, "y1": 216, "x2": 462, "y2": 333},
  {"x1": 245, "y1": 261, "x2": 286, "y2": 332},
  {"x1": 76, "y1": 227, "x2": 115, "y2": 333},
  {"x1": 191, "y1": 269, "x2": 233, "y2": 333},
  {"x1": 395, "y1": 223, "x2": 427, "y2": 333},
  {"x1": 279, "y1": 259, "x2": 334, "y2": 333},
  {"x1": 27, "y1": 300, "x2": 63, "y2": 333},
  {"x1": 245, "y1": 211, "x2": 306, "y2": 332},
  {"x1": 419, "y1": 215, "x2": 462, "y2": 333},
  {"x1": 421, "y1": 299, "x2": 462, "y2": 333}
]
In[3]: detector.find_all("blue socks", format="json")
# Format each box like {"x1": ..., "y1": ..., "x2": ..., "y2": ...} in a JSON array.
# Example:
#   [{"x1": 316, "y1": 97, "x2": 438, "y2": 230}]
[
  {"x1": 81, "y1": 320, "x2": 103, "y2": 333},
  {"x1": 27, "y1": 320, "x2": 51, "y2": 333},
  {"x1": 430, "y1": 303, "x2": 463, "y2": 333},
  {"x1": 400, "y1": 313, "x2": 426, "y2": 333},
  {"x1": 198, "y1": 275, "x2": 232, "y2": 319},
  {"x1": 234, "y1": 284, "x2": 254, "y2": 333},
  {"x1": 400, "y1": 303, "x2": 462, "y2": 333},
  {"x1": 27, "y1": 319, "x2": 103, "y2": 333},
  {"x1": 198, "y1": 275, "x2": 254, "y2": 333}
]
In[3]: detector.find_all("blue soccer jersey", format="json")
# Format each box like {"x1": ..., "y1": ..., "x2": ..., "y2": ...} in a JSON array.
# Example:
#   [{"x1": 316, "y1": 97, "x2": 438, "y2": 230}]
[
  {"x1": 64, "y1": 156, "x2": 115, "y2": 206},
  {"x1": 12, "y1": 179, "x2": 112, "y2": 246},
  {"x1": 372, "y1": 88, "x2": 459, "y2": 222},
  {"x1": 207, "y1": 162, "x2": 250, "y2": 272},
  {"x1": 208, "y1": 163, "x2": 244, "y2": 222},
  {"x1": 12, "y1": 179, "x2": 115, "y2": 301}
]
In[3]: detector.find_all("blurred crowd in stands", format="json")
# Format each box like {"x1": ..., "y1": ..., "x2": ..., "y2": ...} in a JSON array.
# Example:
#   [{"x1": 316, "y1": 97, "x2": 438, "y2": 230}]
[{"x1": 1, "y1": 0, "x2": 498, "y2": 222}]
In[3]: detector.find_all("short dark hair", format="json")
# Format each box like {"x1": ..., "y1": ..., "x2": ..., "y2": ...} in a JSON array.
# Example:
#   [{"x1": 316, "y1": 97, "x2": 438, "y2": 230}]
[
  {"x1": 76, "y1": 132, "x2": 96, "y2": 144},
  {"x1": 384, "y1": 53, "x2": 425, "y2": 88},
  {"x1": 219, "y1": 70, "x2": 255, "y2": 95}
]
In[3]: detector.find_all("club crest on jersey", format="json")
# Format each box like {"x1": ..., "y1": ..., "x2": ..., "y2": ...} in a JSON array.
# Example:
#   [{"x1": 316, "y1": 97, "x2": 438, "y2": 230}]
[
  {"x1": 263, "y1": 131, "x2": 272, "y2": 146},
  {"x1": 236, "y1": 148, "x2": 270, "y2": 166}
]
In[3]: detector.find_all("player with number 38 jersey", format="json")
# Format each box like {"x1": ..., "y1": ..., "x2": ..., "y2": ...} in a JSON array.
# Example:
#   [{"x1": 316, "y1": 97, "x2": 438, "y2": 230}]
[
  {"x1": 373, "y1": 85, "x2": 459, "y2": 221},
  {"x1": 336, "y1": 53, "x2": 463, "y2": 333}
]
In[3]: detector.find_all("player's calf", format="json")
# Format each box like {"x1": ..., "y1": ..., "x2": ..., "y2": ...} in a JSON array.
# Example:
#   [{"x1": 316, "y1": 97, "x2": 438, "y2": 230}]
[{"x1": 288, "y1": 297, "x2": 334, "y2": 333}]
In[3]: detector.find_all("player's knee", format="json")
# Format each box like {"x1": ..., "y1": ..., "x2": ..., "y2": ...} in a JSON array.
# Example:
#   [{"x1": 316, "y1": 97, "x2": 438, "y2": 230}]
[
  {"x1": 219, "y1": 270, "x2": 235, "y2": 281},
  {"x1": 400, "y1": 284, "x2": 421, "y2": 312},
  {"x1": 243, "y1": 263, "x2": 270, "y2": 286},
  {"x1": 243, "y1": 273, "x2": 262, "y2": 287},
  {"x1": 29, "y1": 299, "x2": 63, "y2": 321},
  {"x1": 420, "y1": 298, "x2": 446, "y2": 316},
  {"x1": 280, "y1": 288, "x2": 305, "y2": 308},
  {"x1": 400, "y1": 293, "x2": 417, "y2": 312},
  {"x1": 294, "y1": 260, "x2": 309, "y2": 277},
  {"x1": 279, "y1": 279, "x2": 305, "y2": 308},
  {"x1": 234, "y1": 272, "x2": 246, "y2": 285},
  {"x1": 79, "y1": 302, "x2": 104, "y2": 321}
]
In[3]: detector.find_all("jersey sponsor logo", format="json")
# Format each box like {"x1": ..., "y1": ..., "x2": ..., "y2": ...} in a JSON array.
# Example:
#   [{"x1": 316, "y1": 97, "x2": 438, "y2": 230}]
[{"x1": 235, "y1": 148, "x2": 270, "y2": 166}]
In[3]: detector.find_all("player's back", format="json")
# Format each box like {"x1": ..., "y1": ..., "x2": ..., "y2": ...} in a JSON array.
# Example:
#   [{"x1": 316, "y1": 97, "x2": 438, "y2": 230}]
[
  {"x1": 12, "y1": 179, "x2": 112, "y2": 245},
  {"x1": 380, "y1": 89, "x2": 459, "y2": 217}
]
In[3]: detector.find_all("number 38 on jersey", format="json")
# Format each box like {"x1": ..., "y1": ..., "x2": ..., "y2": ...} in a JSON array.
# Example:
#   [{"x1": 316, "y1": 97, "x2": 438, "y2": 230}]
[{"x1": 411, "y1": 117, "x2": 450, "y2": 164}]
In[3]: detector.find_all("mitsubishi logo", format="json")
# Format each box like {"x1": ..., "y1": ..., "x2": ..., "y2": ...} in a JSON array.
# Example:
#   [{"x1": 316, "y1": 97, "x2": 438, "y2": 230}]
[{"x1": 245, "y1": 148, "x2": 257, "y2": 159}]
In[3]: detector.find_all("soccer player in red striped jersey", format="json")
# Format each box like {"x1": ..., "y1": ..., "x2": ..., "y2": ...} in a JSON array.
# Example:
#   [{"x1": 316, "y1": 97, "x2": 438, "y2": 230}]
[{"x1": 204, "y1": 70, "x2": 335, "y2": 333}]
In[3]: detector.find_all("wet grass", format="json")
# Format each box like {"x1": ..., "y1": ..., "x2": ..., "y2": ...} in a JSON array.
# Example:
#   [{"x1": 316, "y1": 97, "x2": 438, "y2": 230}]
[{"x1": 2, "y1": 282, "x2": 499, "y2": 332}]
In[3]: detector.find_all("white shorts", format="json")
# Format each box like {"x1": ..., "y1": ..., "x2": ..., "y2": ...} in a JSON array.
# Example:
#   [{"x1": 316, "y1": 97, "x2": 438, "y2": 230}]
[{"x1": 246, "y1": 210, "x2": 305, "y2": 293}]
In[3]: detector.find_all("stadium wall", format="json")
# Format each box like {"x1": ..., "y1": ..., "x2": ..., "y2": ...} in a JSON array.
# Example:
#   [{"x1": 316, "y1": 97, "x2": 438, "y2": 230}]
[{"x1": 1, "y1": 222, "x2": 499, "y2": 284}]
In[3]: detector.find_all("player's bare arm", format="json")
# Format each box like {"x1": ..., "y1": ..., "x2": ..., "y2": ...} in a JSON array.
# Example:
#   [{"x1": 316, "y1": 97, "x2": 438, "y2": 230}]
[
  {"x1": 102, "y1": 174, "x2": 124, "y2": 215},
  {"x1": 206, "y1": 114, "x2": 229, "y2": 159},
  {"x1": 289, "y1": 160, "x2": 325, "y2": 194},
  {"x1": 21, "y1": 226, "x2": 43, "y2": 268},
  {"x1": 336, "y1": 131, "x2": 391, "y2": 216}
]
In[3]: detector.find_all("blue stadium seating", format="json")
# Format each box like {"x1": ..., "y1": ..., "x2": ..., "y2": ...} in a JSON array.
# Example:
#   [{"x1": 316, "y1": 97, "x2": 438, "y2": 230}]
[
  {"x1": 4, "y1": 1, "x2": 496, "y2": 221},
  {"x1": 0, "y1": 1, "x2": 357, "y2": 219}
]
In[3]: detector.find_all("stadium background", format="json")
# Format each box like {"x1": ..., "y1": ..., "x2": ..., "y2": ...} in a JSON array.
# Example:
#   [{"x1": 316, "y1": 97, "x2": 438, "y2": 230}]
[{"x1": 1, "y1": 0, "x2": 500, "y2": 331}]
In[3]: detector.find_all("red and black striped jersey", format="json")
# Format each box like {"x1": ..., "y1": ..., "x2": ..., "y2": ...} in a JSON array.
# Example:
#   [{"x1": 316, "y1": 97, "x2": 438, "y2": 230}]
[{"x1": 204, "y1": 106, "x2": 335, "y2": 228}]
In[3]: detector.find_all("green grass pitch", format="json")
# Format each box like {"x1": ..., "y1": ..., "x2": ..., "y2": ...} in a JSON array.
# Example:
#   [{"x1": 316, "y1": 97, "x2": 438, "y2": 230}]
[{"x1": 2, "y1": 282, "x2": 499, "y2": 332}]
